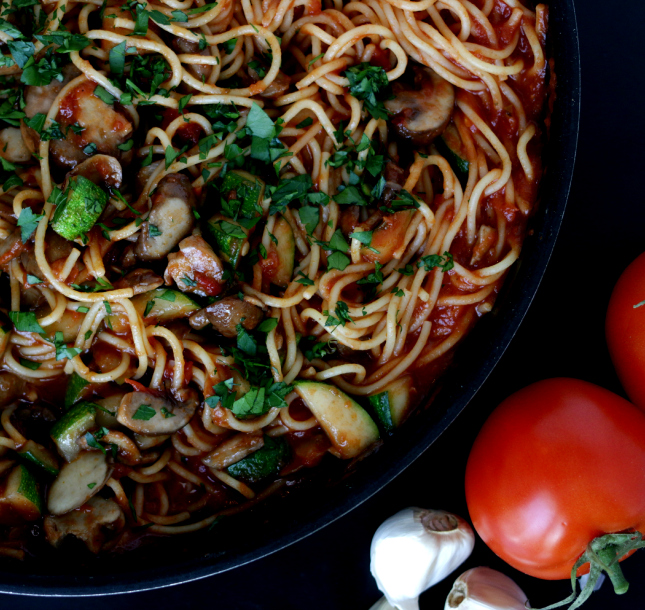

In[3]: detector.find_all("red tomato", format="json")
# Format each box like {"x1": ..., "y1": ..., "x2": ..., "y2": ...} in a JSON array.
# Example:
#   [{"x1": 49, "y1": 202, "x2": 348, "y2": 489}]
[
  {"x1": 465, "y1": 378, "x2": 645, "y2": 580},
  {"x1": 606, "y1": 252, "x2": 645, "y2": 410}
]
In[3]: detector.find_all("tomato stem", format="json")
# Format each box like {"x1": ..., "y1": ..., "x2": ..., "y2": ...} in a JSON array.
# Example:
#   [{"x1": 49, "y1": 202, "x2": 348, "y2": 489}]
[
  {"x1": 594, "y1": 545, "x2": 629, "y2": 595},
  {"x1": 531, "y1": 532, "x2": 645, "y2": 610}
]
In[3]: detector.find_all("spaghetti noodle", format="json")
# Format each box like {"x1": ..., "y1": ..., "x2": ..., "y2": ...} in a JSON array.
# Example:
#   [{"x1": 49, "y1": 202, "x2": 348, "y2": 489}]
[{"x1": 0, "y1": 0, "x2": 548, "y2": 557}]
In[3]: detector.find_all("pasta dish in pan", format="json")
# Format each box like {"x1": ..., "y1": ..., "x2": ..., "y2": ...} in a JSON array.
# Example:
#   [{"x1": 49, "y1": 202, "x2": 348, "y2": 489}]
[{"x1": 0, "y1": 0, "x2": 548, "y2": 557}]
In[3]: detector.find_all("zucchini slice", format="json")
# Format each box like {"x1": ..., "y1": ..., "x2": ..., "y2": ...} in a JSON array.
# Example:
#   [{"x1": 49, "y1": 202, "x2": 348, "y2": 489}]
[
  {"x1": 18, "y1": 440, "x2": 60, "y2": 476},
  {"x1": 50, "y1": 401, "x2": 97, "y2": 463},
  {"x1": 293, "y1": 381, "x2": 379, "y2": 459},
  {"x1": 220, "y1": 170, "x2": 265, "y2": 216},
  {"x1": 47, "y1": 451, "x2": 111, "y2": 516},
  {"x1": 270, "y1": 215, "x2": 295, "y2": 287},
  {"x1": 131, "y1": 288, "x2": 200, "y2": 322},
  {"x1": 204, "y1": 214, "x2": 249, "y2": 268},
  {"x1": 0, "y1": 464, "x2": 43, "y2": 524},
  {"x1": 51, "y1": 176, "x2": 108, "y2": 241},
  {"x1": 436, "y1": 123, "x2": 469, "y2": 187},
  {"x1": 226, "y1": 435, "x2": 290, "y2": 484},
  {"x1": 64, "y1": 371, "x2": 91, "y2": 409},
  {"x1": 368, "y1": 375, "x2": 415, "y2": 433}
]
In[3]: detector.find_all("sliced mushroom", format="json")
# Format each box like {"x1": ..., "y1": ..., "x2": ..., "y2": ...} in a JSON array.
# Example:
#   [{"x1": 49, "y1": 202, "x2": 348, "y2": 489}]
[
  {"x1": 47, "y1": 452, "x2": 112, "y2": 516},
  {"x1": 164, "y1": 235, "x2": 225, "y2": 297},
  {"x1": 202, "y1": 431, "x2": 264, "y2": 470},
  {"x1": 44, "y1": 496, "x2": 125, "y2": 553},
  {"x1": 135, "y1": 173, "x2": 195, "y2": 261},
  {"x1": 65, "y1": 154, "x2": 123, "y2": 191},
  {"x1": 188, "y1": 296, "x2": 264, "y2": 337},
  {"x1": 0, "y1": 127, "x2": 31, "y2": 163},
  {"x1": 133, "y1": 433, "x2": 170, "y2": 450},
  {"x1": 21, "y1": 64, "x2": 81, "y2": 159},
  {"x1": 23, "y1": 64, "x2": 80, "y2": 122},
  {"x1": 117, "y1": 391, "x2": 198, "y2": 435},
  {"x1": 385, "y1": 64, "x2": 455, "y2": 145},
  {"x1": 57, "y1": 81, "x2": 133, "y2": 165},
  {"x1": 114, "y1": 268, "x2": 164, "y2": 295}
]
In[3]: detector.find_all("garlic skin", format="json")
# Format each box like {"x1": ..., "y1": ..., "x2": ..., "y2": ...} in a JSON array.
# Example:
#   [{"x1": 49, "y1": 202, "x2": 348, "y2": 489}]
[
  {"x1": 445, "y1": 567, "x2": 529, "y2": 610},
  {"x1": 370, "y1": 508, "x2": 475, "y2": 610},
  {"x1": 369, "y1": 596, "x2": 397, "y2": 610}
]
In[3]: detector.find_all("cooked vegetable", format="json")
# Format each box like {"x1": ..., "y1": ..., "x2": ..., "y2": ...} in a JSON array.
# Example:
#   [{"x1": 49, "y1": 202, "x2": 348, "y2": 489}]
[
  {"x1": 362, "y1": 211, "x2": 415, "y2": 265},
  {"x1": 444, "y1": 567, "x2": 529, "y2": 610},
  {"x1": 117, "y1": 390, "x2": 198, "y2": 435},
  {"x1": 204, "y1": 214, "x2": 249, "y2": 268},
  {"x1": 226, "y1": 435, "x2": 289, "y2": 484},
  {"x1": 220, "y1": 170, "x2": 265, "y2": 215},
  {"x1": 64, "y1": 371, "x2": 92, "y2": 409},
  {"x1": 136, "y1": 173, "x2": 195, "y2": 261},
  {"x1": 51, "y1": 176, "x2": 108, "y2": 241},
  {"x1": 47, "y1": 79, "x2": 133, "y2": 168},
  {"x1": 41, "y1": 307, "x2": 85, "y2": 343},
  {"x1": 50, "y1": 401, "x2": 97, "y2": 462},
  {"x1": 188, "y1": 296, "x2": 264, "y2": 338},
  {"x1": 269, "y1": 215, "x2": 296, "y2": 287},
  {"x1": 203, "y1": 431, "x2": 264, "y2": 470},
  {"x1": 293, "y1": 381, "x2": 379, "y2": 459},
  {"x1": 18, "y1": 440, "x2": 60, "y2": 476},
  {"x1": 606, "y1": 251, "x2": 645, "y2": 411},
  {"x1": 47, "y1": 452, "x2": 111, "y2": 515},
  {"x1": 114, "y1": 269, "x2": 164, "y2": 296},
  {"x1": 66, "y1": 154, "x2": 123, "y2": 191},
  {"x1": 0, "y1": 127, "x2": 31, "y2": 163},
  {"x1": 0, "y1": 464, "x2": 43, "y2": 524},
  {"x1": 131, "y1": 288, "x2": 200, "y2": 322},
  {"x1": 466, "y1": 378, "x2": 645, "y2": 607},
  {"x1": 385, "y1": 64, "x2": 455, "y2": 145},
  {"x1": 370, "y1": 508, "x2": 475, "y2": 610},
  {"x1": 164, "y1": 235, "x2": 225, "y2": 297},
  {"x1": 44, "y1": 496, "x2": 125, "y2": 554},
  {"x1": 368, "y1": 376, "x2": 414, "y2": 433}
]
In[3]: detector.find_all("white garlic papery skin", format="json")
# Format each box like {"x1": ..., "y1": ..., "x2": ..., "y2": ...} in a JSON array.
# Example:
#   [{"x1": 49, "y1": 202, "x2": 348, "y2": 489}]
[
  {"x1": 370, "y1": 508, "x2": 476, "y2": 610},
  {"x1": 369, "y1": 596, "x2": 397, "y2": 610},
  {"x1": 445, "y1": 567, "x2": 530, "y2": 610}
]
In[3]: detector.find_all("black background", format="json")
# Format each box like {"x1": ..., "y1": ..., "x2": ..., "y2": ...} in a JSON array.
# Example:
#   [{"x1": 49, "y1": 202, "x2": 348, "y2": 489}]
[{"x1": 4, "y1": 0, "x2": 645, "y2": 608}]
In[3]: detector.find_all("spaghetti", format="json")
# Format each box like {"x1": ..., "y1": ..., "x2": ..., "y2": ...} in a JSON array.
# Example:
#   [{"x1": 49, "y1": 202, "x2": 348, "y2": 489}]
[{"x1": 0, "y1": 0, "x2": 548, "y2": 557}]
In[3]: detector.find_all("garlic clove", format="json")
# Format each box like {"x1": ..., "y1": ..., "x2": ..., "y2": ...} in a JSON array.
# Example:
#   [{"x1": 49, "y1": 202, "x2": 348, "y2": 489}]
[
  {"x1": 445, "y1": 567, "x2": 530, "y2": 610},
  {"x1": 371, "y1": 508, "x2": 475, "y2": 610}
]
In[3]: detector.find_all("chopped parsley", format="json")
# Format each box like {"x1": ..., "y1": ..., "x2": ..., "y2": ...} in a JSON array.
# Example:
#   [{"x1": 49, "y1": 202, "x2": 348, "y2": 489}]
[
  {"x1": 16, "y1": 207, "x2": 43, "y2": 242},
  {"x1": 344, "y1": 62, "x2": 391, "y2": 120},
  {"x1": 9, "y1": 311, "x2": 44, "y2": 334},
  {"x1": 132, "y1": 404, "x2": 156, "y2": 420},
  {"x1": 417, "y1": 252, "x2": 454, "y2": 273}
]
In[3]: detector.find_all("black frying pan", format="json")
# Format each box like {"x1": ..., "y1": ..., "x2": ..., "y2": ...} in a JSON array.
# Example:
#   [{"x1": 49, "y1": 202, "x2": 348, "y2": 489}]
[{"x1": 0, "y1": 0, "x2": 580, "y2": 595}]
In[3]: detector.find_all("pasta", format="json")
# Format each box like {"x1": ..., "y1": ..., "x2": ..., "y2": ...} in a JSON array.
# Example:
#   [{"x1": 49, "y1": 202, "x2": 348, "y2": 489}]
[{"x1": 0, "y1": 0, "x2": 548, "y2": 557}]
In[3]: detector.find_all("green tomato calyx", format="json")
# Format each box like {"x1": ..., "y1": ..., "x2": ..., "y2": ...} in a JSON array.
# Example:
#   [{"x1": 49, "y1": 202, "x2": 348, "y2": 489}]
[{"x1": 533, "y1": 531, "x2": 645, "y2": 610}]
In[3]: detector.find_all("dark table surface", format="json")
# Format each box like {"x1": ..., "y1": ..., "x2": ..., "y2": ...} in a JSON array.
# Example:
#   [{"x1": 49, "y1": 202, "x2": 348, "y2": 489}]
[{"x1": 4, "y1": 0, "x2": 645, "y2": 608}]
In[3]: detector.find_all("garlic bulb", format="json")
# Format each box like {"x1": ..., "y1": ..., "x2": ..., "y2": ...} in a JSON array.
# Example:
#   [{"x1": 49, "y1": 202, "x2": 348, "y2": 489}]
[
  {"x1": 370, "y1": 508, "x2": 475, "y2": 610},
  {"x1": 445, "y1": 567, "x2": 529, "y2": 610}
]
